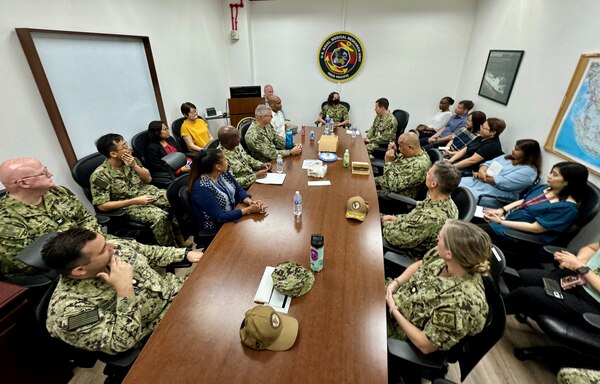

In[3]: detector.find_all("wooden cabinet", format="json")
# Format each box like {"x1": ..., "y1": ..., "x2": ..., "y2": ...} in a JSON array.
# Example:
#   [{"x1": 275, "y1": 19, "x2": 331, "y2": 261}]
[{"x1": 228, "y1": 97, "x2": 264, "y2": 127}]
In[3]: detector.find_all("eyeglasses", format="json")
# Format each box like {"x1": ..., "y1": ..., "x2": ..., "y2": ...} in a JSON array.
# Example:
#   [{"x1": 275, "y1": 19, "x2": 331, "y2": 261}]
[
  {"x1": 116, "y1": 142, "x2": 130, "y2": 151},
  {"x1": 14, "y1": 166, "x2": 51, "y2": 184},
  {"x1": 189, "y1": 110, "x2": 199, "y2": 115},
  {"x1": 161, "y1": 126, "x2": 170, "y2": 132}
]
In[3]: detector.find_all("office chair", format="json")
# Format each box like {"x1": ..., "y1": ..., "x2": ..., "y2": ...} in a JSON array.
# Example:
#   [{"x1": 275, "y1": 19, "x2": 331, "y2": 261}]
[
  {"x1": 426, "y1": 148, "x2": 444, "y2": 163},
  {"x1": 3, "y1": 233, "x2": 59, "y2": 288},
  {"x1": 237, "y1": 117, "x2": 255, "y2": 153},
  {"x1": 320, "y1": 100, "x2": 350, "y2": 112},
  {"x1": 130, "y1": 130, "x2": 150, "y2": 165},
  {"x1": 130, "y1": 130, "x2": 184, "y2": 190},
  {"x1": 476, "y1": 176, "x2": 540, "y2": 209},
  {"x1": 387, "y1": 276, "x2": 506, "y2": 383},
  {"x1": 205, "y1": 138, "x2": 220, "y2": 150},
  {"x1": 171, "y1": 117, "x2": 196, "y2": 157},
  {"x1": 71, "y1": 152, "x2": 154, "y2": 242},
  {"x1": 166, "y1": 174, "x2": 218, "y2": 250},
  {"x1": 372, "y1": 109, "x2": 410, "y2": 160}
]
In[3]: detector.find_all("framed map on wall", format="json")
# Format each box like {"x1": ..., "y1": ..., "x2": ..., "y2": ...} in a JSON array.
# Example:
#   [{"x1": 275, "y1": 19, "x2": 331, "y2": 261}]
[{"x1": 545, "y1": 53, "x2": 600, "y2": 176}]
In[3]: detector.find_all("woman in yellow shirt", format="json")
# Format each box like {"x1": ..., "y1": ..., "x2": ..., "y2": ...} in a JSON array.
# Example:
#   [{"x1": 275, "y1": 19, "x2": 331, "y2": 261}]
[{"x1": 180, "y1": 102, "x2": 214, "y2": 152}]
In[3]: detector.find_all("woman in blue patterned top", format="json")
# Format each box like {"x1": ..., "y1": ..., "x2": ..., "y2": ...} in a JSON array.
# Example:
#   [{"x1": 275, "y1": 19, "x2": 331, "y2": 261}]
[{"x1": 188, "y1": 149, "x2": 266, "y2": 230}]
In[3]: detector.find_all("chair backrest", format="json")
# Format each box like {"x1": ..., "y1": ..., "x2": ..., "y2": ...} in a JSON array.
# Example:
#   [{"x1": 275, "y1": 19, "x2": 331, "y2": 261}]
[
  {"x1": 71, "y1": 152, "x2": 106, "y2": 202},
  {"x1": 576, "y1": 181, "x2": 600, "y2": 228},
  {"x1": 320, "y1": 101, "x2": 351, "y2": 112},
  {"x1": 130, "y1": 130, "x2": 150, "y2": 165},
  {"x1": 451, "y1": 186, "x2": 476, "y2": 221},
  {"x1": 238, "y1": 117, "x2": 255, "y2": 152},
  {"x1": 205, "y1": 138, "x2": 220, "y2": 151},
  {"x1": 392, "y1": 109, "x2": 410, "y2": 139},
  {"x1": 449, "y1": 276, "x2": 506, "y2": 381},
  {"x1": 489, "y1": 244, "x2": 507, "y2": 290},
  {"x1": 568, "y1": 209, "x2": 600, "y2": 252},
  {"x1": 171, "y1": 117, "x2": 188, "y2": 152},
  {"x1": 426, "y1": 148, "x2": 443, "y2": 164},
  {"x1": 166, "y1": 174, "x2": 194, "y2": 240}
]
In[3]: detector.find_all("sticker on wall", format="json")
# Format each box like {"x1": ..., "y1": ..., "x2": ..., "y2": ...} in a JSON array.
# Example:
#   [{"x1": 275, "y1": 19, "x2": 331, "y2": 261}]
[{"x1": 317, "y1": 32, "x2": 365, "y2": 83}]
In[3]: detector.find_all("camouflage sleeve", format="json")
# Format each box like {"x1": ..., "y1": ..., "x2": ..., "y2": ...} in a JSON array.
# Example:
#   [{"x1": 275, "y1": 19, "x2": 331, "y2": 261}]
[
  {"x1": 246, "y1": 129, "x2": 290, "y2": 161},
  {"x1": 90, "y1": 169, "x2": 112, "y2": 206},
  {"x1": 272, "y1": 131, "x2": 286, "y2": 150},
  {"x1": 382, "y1": 212, "x2": 433, "y2": 249},
  {"x1": 381, "y1": 115, "x2": 398, "y2": 142},
  {"x1": 342, "y1": 106, "x2": 349, "y2": 121},
  {"x1": 233, "y1": 172, "x2": 257, "y2": 189},
  {"x1": 247, "y1": 154, "x2": 265, "y2": 170},
  {"x1": 114, "y1": 238, "x2": 186, "y2": 267},
  {"x1": 61, "y1": 187, "x2": 101, "y2": 232},
  {"x1": 367, "y1": 116, "x2": 378, "y2": 140},
  {"x1": 319, "y1": 106, "x2": 327, "y2": 118},
  {"x1": 381, "y1": 161, "x2": 423, "y2": 193},
  {"x1": 557, "y1": 368, "x2": 600, "y2": 384},
  {"x1": 0, "y1": 222, "x2": 37, "y2": 275}
]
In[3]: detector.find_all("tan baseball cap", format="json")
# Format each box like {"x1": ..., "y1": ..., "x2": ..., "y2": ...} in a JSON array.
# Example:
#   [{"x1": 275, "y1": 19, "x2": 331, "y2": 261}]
[
  {"x1": 345, "y1": 196, "x2": 369, "y2": 221},
  {"x1": 239, "y1": 305, "x2": 299, "y2": 351}
]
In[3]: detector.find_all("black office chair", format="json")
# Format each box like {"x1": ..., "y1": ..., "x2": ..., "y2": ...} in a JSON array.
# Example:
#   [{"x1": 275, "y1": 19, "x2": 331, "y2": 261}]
[
  {"x1": 237, "y1": 117, "x2": 255, "y2": 153},
  {"x1": 130, "y1": 130, "x2": 150, "y2": 165},
  {"x1": 372, "y1": 109, "x2": 410, "y2": 160},
  {"x1": 320, "y1": 100, "x2": 350, "y2": 112},
  {"x1": 205, "y1": 138, "x2": 220, "y2": 151},
  {"x1": 477, "y1": 176, "x2": 541, "y2": 208},
  {"x1": 171, "y1": 117, "x2": 196, "y2": 157},
  {"x1": 387, "y1": 276, "x2": 506, "y2": 383},
  {"x1": 130, "y1": 130, "x2": 182, "y2": 190},
  {"x1": 426, "y1": 148, "x2": 444, "y2": 164},
  {"x1": 3, "y1": 233, "x2": 59, "y2": 288},
  {"x1": 166, "y1": 174, "x2": 218, "y2": 250},
  {"x1": 71, "y1": 152, "x2": 153, "y2": 241}
]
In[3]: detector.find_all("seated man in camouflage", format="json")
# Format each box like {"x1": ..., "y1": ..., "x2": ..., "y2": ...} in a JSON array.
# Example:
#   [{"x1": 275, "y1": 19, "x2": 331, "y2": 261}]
[
  {"x1": 91, "y1": 134, "x2": 177, "y2": 246},
  {"x1": 0, "y1": 157, "x2": 104, "y2": 278},
  {"x1": 381, "y1": 160, "x2": 460, "y2": 260},
  {"x1": 218, "y1": 125, "x2": 271, "y2": 189},
  {"x1": 43, "y1": 228, "x2": 203, "y2": 355},
  {"x1": 245, "y1": 105, "x2": 302, "y2": 163},
  {"x1": 364, "y1": 97, "x2": 398, "y2": 154},
  {"x1": 375, "y1": 132, "x2": 431, "y2": 198}
]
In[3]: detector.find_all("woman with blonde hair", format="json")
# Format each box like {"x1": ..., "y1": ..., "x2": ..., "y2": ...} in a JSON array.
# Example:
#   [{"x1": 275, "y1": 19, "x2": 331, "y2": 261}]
[{"x1": 385, "y1": 220, "x2": 490, "y2": 355}]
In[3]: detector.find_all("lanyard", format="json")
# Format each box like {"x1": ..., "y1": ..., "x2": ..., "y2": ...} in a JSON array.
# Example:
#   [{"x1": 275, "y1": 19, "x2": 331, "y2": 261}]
[{"x1": 515, "y1": 192, "x2": 548, "y2": 211}]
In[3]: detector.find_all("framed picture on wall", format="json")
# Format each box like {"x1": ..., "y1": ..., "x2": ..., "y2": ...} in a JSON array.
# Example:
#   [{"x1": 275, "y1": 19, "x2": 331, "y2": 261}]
[
  {"x1": 544, "y1": 53, "x2": 600, "y2": 176},
  {"x1": 478, "y1": 50, "x2": 524, "y2": 105}
]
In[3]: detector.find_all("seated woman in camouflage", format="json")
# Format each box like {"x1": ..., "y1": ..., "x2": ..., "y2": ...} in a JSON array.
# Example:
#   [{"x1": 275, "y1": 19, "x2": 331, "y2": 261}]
[
  {"x1": 315, "y1": 91, "x2": 349, "y2": 128},
  {"x1": 188, "y1": 149, "x2": 267, "y2": 230},
  {"x1": 385, "y1": 220, "x2": 490, "y2": 355}
]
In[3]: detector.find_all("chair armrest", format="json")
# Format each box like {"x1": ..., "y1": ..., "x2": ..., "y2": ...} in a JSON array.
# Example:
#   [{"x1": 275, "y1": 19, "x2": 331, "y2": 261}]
[
  {"x1": 388, "y1": 193, "x2": 418, "y2": 207},
  {"x1": 95, "y1": 208, "x2": 127, "y2": 218},
  {"x1": 95, "y1": 215, "x2": 110, "y2": 225},
  {"x1": 543, "y1": 245, "x2": 575, "y2": 255},
  {"x1": 162, "y1": 152, "x2": 187, "y2": 171},
  {"x1": 476, "y1": 194, "x2": 513, "y2": 206},
  {"x1": 4, "y1": 274, "x2": 55, "y2": 288},
  {"x1": 583, "y1": 313, "x2": 600, "y2": 330},
  {"x1": 504, "y1": 229, "x2": 546, "y2": 245},
  {"x1": 387, "y1": 338, "x2": 447, "y2": 370},
  {"x1": 384, "y1": 251, "x2": 415, "y2": 270}
]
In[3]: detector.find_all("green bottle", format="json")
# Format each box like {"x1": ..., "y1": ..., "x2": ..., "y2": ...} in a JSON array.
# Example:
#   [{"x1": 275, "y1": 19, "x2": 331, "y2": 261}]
[{"x1": 343, "y1": 149, "x2": 350, "y2": 168}]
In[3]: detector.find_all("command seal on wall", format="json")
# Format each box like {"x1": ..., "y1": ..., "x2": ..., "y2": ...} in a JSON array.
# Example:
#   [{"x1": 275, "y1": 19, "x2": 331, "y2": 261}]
[{"x1": 317, "y1": 32, "x2": 365, "y2": 83}]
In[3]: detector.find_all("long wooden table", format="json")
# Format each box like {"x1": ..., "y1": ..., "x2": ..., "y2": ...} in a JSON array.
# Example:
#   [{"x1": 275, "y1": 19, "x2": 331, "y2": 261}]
[{"x1": 124, "y1": 127, "x2": 387, "y2": 383}]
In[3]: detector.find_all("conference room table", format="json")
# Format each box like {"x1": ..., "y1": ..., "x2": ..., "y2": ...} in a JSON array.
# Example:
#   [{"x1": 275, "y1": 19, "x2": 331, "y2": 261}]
[{"x1": 124, "y1": 126, "x2": 388, "y2": 383}]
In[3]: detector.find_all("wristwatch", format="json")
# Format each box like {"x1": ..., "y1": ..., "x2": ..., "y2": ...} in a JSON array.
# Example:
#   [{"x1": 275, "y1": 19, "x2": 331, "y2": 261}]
[{"x1": 577, "y1": 266, "x2": 591, "y2": 275}]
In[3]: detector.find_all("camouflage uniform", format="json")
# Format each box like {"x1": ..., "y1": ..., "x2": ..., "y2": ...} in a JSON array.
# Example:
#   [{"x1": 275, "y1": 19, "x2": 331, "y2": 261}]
[
  {"x1": 46, "y1": 238, "x2": 186, "y2": 355},
  {"x1": 366, "y1": 112, "x2": 398, "y2": 153},
  {"x1": 0, "y1": 186, "x2": 101, "y2": 277},
  {"x1": 219, "y1": 144, "x2": 264, "y2": 189},
  {"x1": 245, "y1": 121, "x2": 293, "y2": 162},
  {"x1": 557, "y1": 368, "x2": 600, "y2": 384},
  {"x1": 387, "y1": 248, "x2": 488, "y2": 351},
  {"x1": 319, "y1": 104, "x2": 349, "y2": 124},
  {"x1": 383, "y1": 197, "x2": 458, "y2": 260},
  {"x1": 90, "y1": 159, "x2": 175, "y2": 246},
  {"x1": 375, "y1": 151, "x2": 431, "y2": 198}
]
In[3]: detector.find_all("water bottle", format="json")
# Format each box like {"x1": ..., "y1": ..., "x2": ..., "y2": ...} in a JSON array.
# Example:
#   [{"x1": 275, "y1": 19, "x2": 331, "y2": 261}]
[
  {"x1": 276, "y1": 154, "x2": 283, "y2": 173},
  {"x1": 301, "y1": 125, "x2": 305, "y2": 137},
  {"x1": 310, "y1": 233, "x2": 324, "y2": 272},
  {"x1": 310, "y1": 130, "x2": 315, "y2": 141},
  {"x1": 351, "y1": 126, "x2": 357, "y2": 139},
  {"x1": 285, "y1": 129, "x2": 294, "y2": 149},
  {"x1": 343, "y1": 149, "x2": 350, "y2": 168},
  {"x1": 293, "y1": 191, "x2": 302, "y2": 216}
]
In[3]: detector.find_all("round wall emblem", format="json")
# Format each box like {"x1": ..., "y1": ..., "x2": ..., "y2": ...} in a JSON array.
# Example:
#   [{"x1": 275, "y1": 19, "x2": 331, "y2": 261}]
[{"x1": 317, "y1": 32, "x2": 365, "y2": 83}]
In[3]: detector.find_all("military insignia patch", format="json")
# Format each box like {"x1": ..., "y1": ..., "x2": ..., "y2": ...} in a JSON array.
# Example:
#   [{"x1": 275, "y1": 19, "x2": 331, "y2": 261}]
[{"x1": 317, "y1": 31, "x2": 365, "y2": 83}]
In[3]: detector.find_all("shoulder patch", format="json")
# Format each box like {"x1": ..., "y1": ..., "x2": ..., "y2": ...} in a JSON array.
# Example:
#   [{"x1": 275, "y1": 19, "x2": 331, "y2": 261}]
[
  {"x1": 92, "y1": 178, "x2": 109, "y2": 189},
  {"x1": 0, "y1": 224, "x2": 26, "y2": 239},
  {"x1": 67, "y1": 308, "x2": 100, "y2": 330}
]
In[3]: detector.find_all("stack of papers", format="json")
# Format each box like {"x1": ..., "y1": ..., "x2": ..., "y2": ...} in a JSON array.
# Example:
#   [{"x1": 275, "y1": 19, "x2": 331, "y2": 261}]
[
  {"x1": 255, "y1": 173, "x2": 286, "y2": 185},
  {"x1": 253, "y1": 266, "x2": 291, "y2": 313}
]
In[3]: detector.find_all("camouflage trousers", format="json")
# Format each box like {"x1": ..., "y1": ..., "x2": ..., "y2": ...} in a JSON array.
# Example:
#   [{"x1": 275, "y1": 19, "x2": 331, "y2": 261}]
[
  {"x1": 124, "y1": 202, "x2": 175, "y2": 246},
  {"x1": 557, "y1": 368, "x2": 600, "y2": 384}
]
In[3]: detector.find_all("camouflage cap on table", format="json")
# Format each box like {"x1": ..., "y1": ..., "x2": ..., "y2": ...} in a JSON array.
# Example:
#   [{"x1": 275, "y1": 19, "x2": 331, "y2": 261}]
[{"x1": 271, "y1": 261, "x2": 315, "y2": 297}]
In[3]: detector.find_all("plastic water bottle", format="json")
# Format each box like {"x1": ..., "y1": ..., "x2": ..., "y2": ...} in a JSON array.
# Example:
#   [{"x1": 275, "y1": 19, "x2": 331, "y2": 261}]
[
  {"x1": 310, "y1": 233, "x2": 324, "y2": 272},
  {"x1": 343, "y1": 149, "x2": 350, "y2": 168},
  {"x1": 351, "y1": 126, "x2": 358, "y2": 139},
  {"x1": 293, "y1": 191, "x2": 302, "y2": 216},
  {"x1": 276, "y1": 154, "x2": 283, "y2": 173}
]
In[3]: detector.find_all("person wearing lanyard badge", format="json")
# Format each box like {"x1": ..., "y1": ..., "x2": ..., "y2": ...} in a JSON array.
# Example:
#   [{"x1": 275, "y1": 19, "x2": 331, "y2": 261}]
[
  {"x1": 480, "y1": 162, "x2": 588, "y2": 268},
  {"x1": 189, "y1": 149, "x2": 267, "y2": 231}
]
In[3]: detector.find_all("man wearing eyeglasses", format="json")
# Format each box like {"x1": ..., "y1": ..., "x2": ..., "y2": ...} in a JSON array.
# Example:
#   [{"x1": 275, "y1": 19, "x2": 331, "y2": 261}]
[
  {"x1": 90, "y1": 133, "x2": 178, "y2": 247},
  {"x1": 245, "y1": 104, "x2": 302, "y2": 163},
  {"x1": 0, "y1": 158, "x2": 105, "y2": 277}
]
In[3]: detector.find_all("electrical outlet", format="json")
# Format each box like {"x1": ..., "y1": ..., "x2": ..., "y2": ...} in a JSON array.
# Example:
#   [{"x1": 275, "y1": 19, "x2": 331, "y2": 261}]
[{"x1": 231, "y1": 30, "x2": 240, "y2": 40}]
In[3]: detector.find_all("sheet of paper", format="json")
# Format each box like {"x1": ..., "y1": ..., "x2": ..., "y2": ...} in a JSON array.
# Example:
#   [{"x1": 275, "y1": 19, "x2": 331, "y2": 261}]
[
  {"x1": 475, "y1": 205, "x2": 485, "y2": 218},
  {"x1": 253, "y1": 266, "x2": 291, "y2": 314},
  {"x1": 255, "y1": 173, "x2": 286, "y2": 185},
  {"x1": 302, "y1": 160, "x2": 320, "y2": 169},
  {"x1": 486, "y1": 160, "x2": 503, "y2": 176},
  {"x1": 308, "y1": 180, "x2": 331, "y2": 186}
]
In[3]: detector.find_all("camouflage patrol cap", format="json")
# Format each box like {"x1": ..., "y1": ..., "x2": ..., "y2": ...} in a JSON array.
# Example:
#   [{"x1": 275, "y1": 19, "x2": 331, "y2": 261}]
[
  {"x1": 240, "y1": 305, "x2": 298, "y2": 351},
  {"x1": 345, "y1": 196, "x2": 369, "y2": 221},
  {"x1": 271, "y1": 261, "x2": 315, "y2": 297}
]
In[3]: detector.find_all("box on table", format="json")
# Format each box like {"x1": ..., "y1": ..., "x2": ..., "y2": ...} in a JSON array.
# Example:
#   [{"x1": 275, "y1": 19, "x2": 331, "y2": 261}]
[
  {"x1": 352, "y1": 161, "x2": 370, "y2": 175},
  {"x1": 318, "y1": 135, "x2": 338, "y2": 153}
]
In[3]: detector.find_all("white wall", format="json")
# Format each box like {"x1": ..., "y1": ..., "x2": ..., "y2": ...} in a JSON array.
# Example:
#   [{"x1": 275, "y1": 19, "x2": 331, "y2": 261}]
[
  {"x1": 0, "y1": 0, "x2": 231, "y2": 200},
  {"x1": 246, "y1": 0, "x2": 478, "y2": 131},
  {"x1": 457, "y1": 0, "x2": 600, "y2": 185}
]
